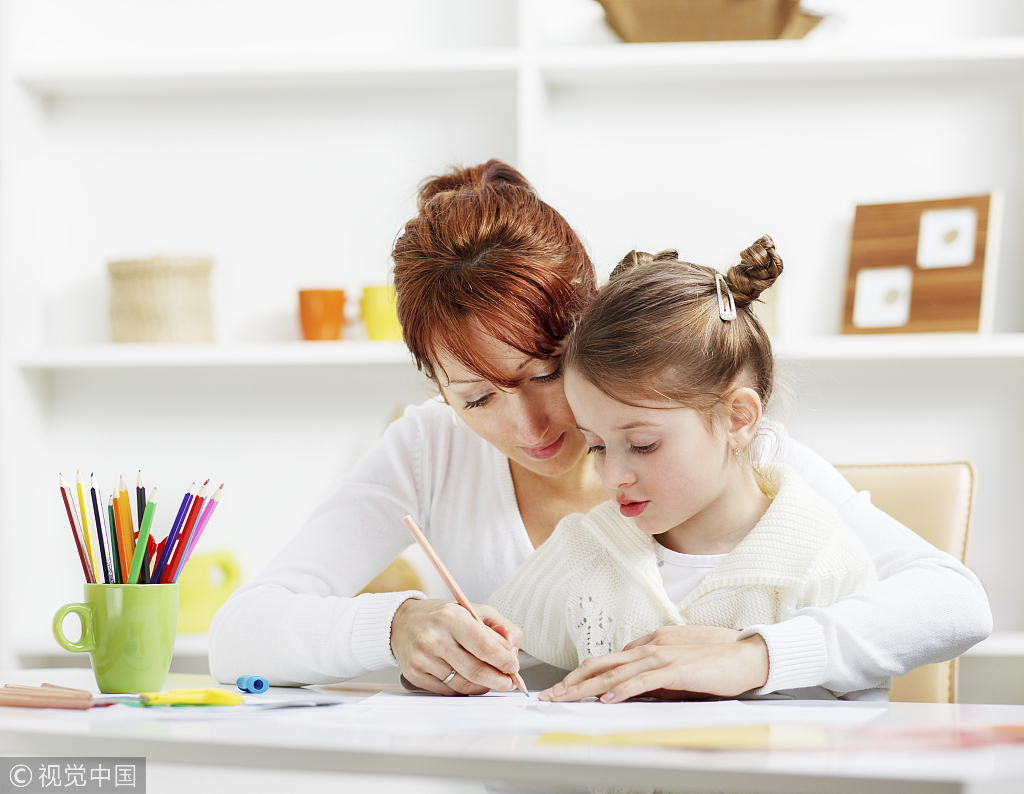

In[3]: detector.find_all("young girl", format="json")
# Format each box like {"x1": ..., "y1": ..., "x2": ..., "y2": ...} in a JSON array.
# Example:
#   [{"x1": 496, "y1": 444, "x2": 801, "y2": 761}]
[{"x1": 489, "y1": 235, "x2": 889, "y2": 701}]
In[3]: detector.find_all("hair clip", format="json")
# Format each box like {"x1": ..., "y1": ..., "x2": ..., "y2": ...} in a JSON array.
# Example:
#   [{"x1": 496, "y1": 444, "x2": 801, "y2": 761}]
[{"x1": 715, "y1": 273, "x2": 736, "y2": 321}]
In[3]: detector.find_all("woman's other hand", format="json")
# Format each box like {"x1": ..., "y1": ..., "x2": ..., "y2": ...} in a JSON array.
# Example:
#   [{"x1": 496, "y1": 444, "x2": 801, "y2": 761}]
[
  {"x1": 538, "y1": 630, "x2": 769, "y2": 703},
  {"x1": 390, "y1": 598, "x2": 524, "y2": 695}
]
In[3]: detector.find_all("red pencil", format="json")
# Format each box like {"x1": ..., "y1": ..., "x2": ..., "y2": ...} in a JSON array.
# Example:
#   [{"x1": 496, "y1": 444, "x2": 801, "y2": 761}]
[
  {"x1": 59, "y1": 474, "x2": 94, "y2": 583},
  {"x1": 160, "y1": 480, "x2": 208, "y2": 584}
]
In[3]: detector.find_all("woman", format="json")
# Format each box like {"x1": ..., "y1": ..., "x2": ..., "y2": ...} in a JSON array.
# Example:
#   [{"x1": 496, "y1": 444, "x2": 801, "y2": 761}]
[{"x1": 209, "y1": 160, "x2": 991, "y2": 698}]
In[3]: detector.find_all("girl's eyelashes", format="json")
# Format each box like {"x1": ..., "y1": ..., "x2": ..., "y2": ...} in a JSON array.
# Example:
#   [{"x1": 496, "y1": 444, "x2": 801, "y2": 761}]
[
  {"x1": 587, "y1": 445, "x2": 605, "y2": 455},
  {"x1": 630, "y1": 443, "x2": 657, "y2": 454}
]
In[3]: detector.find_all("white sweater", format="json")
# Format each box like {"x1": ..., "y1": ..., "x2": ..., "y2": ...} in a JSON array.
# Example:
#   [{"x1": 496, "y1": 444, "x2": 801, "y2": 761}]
[
  {"x1": 208, "y1": 398, "x2": 992, "y2": 693},
  {"x1": 489, "y1": 466, "x2": 888, "y2": 697}
]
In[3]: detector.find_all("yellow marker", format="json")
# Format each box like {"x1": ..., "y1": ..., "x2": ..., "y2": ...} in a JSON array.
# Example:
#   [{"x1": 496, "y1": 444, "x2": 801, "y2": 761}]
[
  {"x1": 76, "y1": 470, "x2": 98, "y2": 583},
  {"x1": 140, "y1": 689, "x2": 243, "y2": 706}
]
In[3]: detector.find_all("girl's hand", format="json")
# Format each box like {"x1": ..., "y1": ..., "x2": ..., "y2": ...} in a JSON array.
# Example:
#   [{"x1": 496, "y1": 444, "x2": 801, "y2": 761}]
[
  {"x1": 390, "y1": 598, "x2": 524, "y2": 695},
  {"x1": 538, "y1": 634, "x2": 769, "y2": 703}
]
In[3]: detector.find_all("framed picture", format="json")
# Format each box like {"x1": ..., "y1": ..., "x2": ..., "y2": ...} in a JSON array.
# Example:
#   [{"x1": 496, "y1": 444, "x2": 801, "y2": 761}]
[{"x1": 842, "y1": 193, "x2": 1002, "y2": 334}]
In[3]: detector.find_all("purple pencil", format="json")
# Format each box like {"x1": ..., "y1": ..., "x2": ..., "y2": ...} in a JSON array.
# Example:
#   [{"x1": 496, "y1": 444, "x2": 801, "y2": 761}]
[
  {"x1": 174, "y1": 484, "x2": 222, "y2": 582},
  {"x1": 151, "y1": 483, "x2": 195, "y2": 584}
]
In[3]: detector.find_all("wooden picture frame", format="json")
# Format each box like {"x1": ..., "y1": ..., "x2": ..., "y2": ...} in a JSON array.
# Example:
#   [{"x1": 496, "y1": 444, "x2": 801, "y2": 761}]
[{"x1": 842, "y1": 193, "x2": 1002, "y2": 334}]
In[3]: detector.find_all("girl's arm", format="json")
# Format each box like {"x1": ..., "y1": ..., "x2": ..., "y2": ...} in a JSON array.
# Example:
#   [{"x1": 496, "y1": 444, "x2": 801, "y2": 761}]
[
  {"x1": 745, "y1": 435, "x2": 993, "y2": 694},
  {"x1": 208, "y1": 401, "x2": 520, "y2": 688}
]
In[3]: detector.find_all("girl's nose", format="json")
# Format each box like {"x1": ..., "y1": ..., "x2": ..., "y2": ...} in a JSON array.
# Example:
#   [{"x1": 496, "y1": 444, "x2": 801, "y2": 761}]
[{"x1": 602, "y1": 454, "x2": 636, "y2": 489}]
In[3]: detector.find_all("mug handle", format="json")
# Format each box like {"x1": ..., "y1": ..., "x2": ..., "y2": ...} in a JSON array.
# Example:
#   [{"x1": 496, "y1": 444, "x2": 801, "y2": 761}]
[{"x1": 52, "y1": 603, "x2": 96, "y2": 653}]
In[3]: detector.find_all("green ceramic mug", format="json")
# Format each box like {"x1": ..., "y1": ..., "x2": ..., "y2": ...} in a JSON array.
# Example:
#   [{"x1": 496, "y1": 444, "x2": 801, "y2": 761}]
[{"x1": 52, "y1": 583, "x2": 179, "y2": 694}]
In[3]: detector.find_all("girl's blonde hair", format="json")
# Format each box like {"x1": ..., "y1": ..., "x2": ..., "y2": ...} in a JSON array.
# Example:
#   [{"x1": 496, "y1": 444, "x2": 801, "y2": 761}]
[{"x1": 563, "y1": 234, "x2": 783, "y2": 419}]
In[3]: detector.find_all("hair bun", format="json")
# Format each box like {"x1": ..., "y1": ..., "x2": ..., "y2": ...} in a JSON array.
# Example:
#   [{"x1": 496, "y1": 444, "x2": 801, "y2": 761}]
[
  {"x1": 726, "y1": 234, "x2": 783, "y2": 308},
  {"x1": 417, "y1": 159, "x2": 534, "y2": 210},
  {"x1": 609, "y1": 248, "x2": 679, "y2": 282}
]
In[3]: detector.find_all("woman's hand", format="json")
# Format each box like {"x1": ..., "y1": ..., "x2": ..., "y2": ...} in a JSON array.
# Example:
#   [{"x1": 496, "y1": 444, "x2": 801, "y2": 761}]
[
  {"x1": 539, "y1": 629, "x2": 769, "y2": 703},
  {"x1": 390, "y1": 598, "x2": 524, "y2": 695}
]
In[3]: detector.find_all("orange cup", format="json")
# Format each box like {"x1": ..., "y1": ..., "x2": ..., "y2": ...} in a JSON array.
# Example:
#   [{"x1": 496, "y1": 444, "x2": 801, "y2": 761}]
[{"x1": 299, "y1": 289, "x2": 346, "y2": 341}]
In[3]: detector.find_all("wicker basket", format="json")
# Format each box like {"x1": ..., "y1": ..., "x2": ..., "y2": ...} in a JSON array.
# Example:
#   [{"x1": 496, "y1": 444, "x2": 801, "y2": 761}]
[
  {"x1": 596, "y1": 0, "x2": 821, "y2": 42},
  {"x1": 108, "y1": 256, "x2": 215, "y2": 343}
]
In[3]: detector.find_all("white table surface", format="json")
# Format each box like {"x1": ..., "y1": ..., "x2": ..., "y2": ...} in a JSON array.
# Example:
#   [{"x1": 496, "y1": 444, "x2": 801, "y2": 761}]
[{"x1": 4, "y1": 669, "x2": 1024, "y2": 794}]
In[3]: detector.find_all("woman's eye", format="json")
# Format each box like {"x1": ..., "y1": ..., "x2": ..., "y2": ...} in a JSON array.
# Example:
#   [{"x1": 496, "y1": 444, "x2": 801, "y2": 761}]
[
  {"x1": 533, "y1": 364, "x2": 563, "y2": 383},
  {"x1": 587, "y1": 445, "x2": 605, "y2": 455},
  {"x1": 630, "y1": 443, "x2": 657, "y2": 454},
  {"x1": 463, "y1": 394, "x2": 492, "y2": 410}
]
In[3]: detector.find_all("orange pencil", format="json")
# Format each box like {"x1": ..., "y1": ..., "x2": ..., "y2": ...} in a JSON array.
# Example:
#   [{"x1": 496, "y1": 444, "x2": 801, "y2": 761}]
[
  {"x1": 111, "y1": 494, "x2": 129, "y2": 582},
  {"x1": 119, "y1": 476, "x2": 136, "y2": 562},
  {"x1": 402, "y1": 515, "x2": 528, "y2": 696}
]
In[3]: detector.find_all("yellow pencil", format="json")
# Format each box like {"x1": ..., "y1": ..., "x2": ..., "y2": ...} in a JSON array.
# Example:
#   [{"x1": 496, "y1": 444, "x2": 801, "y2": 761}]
[{"x1": 76, "y1": 470, "x2": 98, "y2": 583}]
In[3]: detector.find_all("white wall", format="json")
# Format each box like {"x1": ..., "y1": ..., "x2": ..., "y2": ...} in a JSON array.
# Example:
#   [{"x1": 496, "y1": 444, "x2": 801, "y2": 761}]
[{"x1": 2, "y1": 0, "x2": 1023, "y2": 665}]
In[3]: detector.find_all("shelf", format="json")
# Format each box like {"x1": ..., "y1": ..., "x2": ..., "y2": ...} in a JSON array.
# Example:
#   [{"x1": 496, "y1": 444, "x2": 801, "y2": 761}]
[
  {"x1": 18, "y1": 342, "x2": 415, "y2": 371},
  {"x1": 538, "y1": 37, "x2": 1024, "y2": 85},
  {"x1": 16, "y1": 632, "x2": 209, "y2": 660},
  {"x1": 773, "y1": 333, "x2": 1024, "y2": 362},
  {"x1": 16, "y1": 335, "x2": 1024, "y2": 372},
  {"x1": 961, "y1": 632, "x2": 1024, "y2": 657},
  {"x1": 16, "y1": 38, "x2": 1024, "y2": 97},
  {"x1": 15, "y1": 48, "x2": 521, "y2": 96}
]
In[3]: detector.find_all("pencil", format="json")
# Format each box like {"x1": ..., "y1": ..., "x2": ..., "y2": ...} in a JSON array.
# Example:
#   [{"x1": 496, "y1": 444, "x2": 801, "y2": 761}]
[
  {"x1": 162, "y1": 480, "x2": 208, "y2": 584},
  {"x1": 151, "y1": 483, "x2": 195, "y2": 584},
  {"x1": 112, "y1": 493, "x2": 129, "y2": 581},
  {"x1": 136, "y1": 471, "x2": 151, "y2": 583},
  {"x1": 89, "y1": 474, "x2": 111, "y2": 584},
  {"x1": 402, "y1": 515, "x2": 528, "y2": 696},
  {"x1": 107, "y1": 495, "x2": 122, "y2": 584},
  {"x1": 59, "y1": 474, "x2": 94, "y2": 583},
  {"x1": 173, "y1": 483, "x2": 222, "y2": 582},
  {"x1": 119, "y1": 476, "x2": 136, "y2": 563},
  {"x1": 128, "y1": 489, "x2": 157, "y2": 585},
  {"x1": 76, "y1": 470, "x2": 99, "y2": 584}
]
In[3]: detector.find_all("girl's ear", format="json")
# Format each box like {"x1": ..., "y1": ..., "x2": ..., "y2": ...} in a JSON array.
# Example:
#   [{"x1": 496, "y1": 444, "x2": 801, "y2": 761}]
[{"x1": 723, "y1": 387, "x2": 763, "y2": 451}]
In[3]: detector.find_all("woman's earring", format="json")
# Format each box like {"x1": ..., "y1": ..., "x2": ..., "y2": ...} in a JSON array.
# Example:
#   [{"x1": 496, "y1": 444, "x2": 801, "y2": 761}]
[{"x1": 733, "y1": 446, "x2": 740, "y2": 457}]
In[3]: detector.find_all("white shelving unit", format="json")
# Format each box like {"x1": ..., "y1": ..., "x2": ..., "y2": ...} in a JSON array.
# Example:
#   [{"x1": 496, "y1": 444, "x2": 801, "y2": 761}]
[{"x1": 2, "y1": 0, "x2": 1023, "y2": 678}]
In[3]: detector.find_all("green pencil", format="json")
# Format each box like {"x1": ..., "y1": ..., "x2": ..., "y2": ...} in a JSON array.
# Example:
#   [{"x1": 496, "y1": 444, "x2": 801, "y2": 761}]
[
  {"x1": 108, "y1": 497, "x2": 122, "y2": 585},
  {"x1": 127, "y1": 489, "x2": 157, "y2": 585}
]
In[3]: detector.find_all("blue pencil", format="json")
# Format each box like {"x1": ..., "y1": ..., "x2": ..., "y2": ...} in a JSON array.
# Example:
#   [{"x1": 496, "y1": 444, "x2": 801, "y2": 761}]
[{"x1": 151, "y1": 484, "x2": 194, "y2": 584}]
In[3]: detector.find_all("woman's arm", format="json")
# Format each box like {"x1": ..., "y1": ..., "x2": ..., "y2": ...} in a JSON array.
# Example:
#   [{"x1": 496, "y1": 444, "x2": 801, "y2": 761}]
[
  {"x1": 745, "y1": 435, "x2": 993, "y2": 694},
  {"x1": 208, "y1": 401, "x2": 521, "y2": 688}
]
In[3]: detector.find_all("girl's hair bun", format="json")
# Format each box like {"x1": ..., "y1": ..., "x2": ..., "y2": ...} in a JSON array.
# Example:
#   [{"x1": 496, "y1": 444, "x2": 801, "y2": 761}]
[
  {"x1": 609, "y1": 248, "x2": 679, "y2": 282},
  {"x1": 726, "y1": 234, "x2": 783, "y2": 308},
  {"x1": 417, "y1": 159, "x2": 533, "y2": 210}
]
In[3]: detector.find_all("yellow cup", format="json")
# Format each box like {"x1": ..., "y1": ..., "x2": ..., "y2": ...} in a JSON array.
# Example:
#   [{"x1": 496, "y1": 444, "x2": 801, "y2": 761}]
[
  {"x1": 176, "y1": 551, "x2": 242, "y2": 634},
  {"x1": 361, "y1": 286, "x2": 403, "y2": 341}
]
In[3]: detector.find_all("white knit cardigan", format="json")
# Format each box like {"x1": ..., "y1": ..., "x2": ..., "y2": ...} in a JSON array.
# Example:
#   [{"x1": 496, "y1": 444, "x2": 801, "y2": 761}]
[{"x1": 490, "y1": 465, "x2": 885, "y2": 692}]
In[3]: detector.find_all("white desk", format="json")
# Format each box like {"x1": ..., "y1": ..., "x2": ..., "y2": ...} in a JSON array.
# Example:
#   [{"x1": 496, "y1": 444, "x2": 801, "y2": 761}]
[{"x1": 4, "y1": 669, "x2": 1024, "y2": 794}]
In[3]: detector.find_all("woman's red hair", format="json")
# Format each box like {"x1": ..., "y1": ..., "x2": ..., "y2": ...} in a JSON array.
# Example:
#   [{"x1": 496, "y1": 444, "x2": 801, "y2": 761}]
[{"x1": 392, "y1": 160, "x2": 596, "y2": 388}]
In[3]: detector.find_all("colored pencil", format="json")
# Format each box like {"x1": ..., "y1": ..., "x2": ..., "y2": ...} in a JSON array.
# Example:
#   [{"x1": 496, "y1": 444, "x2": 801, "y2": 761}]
[
  {"x1": 107, "y1": 495, "x2": 122, "y2": 584},
  {"x1": 162, "y1": 480, "x2": 208, "y2": 584},
  {"x1": 174, "y1": 484, "x2": 222, "y2": 582},
  {"x1": 128, "y1": 489, "x2": 157, "y2": 585},
  {"x1": 89, "y1": 474, "x2": 111, "y2": 584},
  {"x1": 75, "y1": 471, "x2": 99, "y2": 584},
  {"x1": 136, "y1": 471, "x2": 151, "y2": 583},
  {"x1": 112, "y1": 493, "x2": 129, "y2": 583},
  {"x1": 402, "y1": 515, "x2": 528, "y2": 696},
  {"x1": 151, "y1": 483, "x2": 195, "y2": 584},
  {"x1": 119, "y1": 476, "x2": 136, "y2": 563},
  {"x1": 59, "y1": 474, "x2": 94, "y2": 583}
]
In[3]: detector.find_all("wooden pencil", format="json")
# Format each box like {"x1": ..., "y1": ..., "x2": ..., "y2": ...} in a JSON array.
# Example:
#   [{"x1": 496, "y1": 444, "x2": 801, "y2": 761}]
[
  {"x1": 75, "y1": 470, "x2": 98, "y2": 583},
  {"x1": 402, "y1": 515, "x2": 528, "y2": 696},
  {"x1": 128, "y1": 489, "x2": 157, "y2": 585},
  {"x1": 174, "y1": 484, "x2": 222, "y2": 582},
  {"x1": 90, "y1": 474, "x2": 111, "y2": 584},
  {"x1": 136, "y1": 470, "x2": 151, "y2": 583},
  {"x1": 59, "y1": 474, "x2": 94, "y2": 583},
  {"x1": 118, "y1": 475, "x2": 136, "y2": 563},
  {"x1": 161, "y1": 480, "x2": 208, "y2": 583},
  {"x1": 151, "y1": 483, "x2": 195, "y2": 584},
  {"x1": 112, "y1": 493, "x2": 129, "y2": 583},
  {"x1": 107, "y1": 495, "x2": 122, "y2": 584}
]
